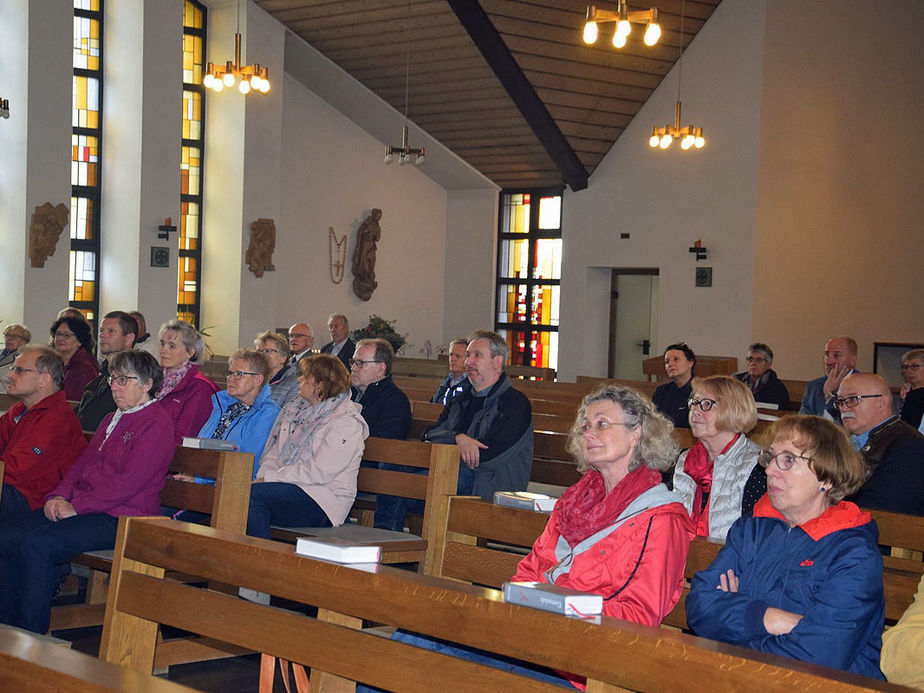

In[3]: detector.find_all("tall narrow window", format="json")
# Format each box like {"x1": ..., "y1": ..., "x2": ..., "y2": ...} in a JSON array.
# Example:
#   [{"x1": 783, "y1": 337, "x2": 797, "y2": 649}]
[
  {"x1": 70, "y1": 0, "x2": 103, "y2": 325},
  {"x1": 179, "y1": 0, "x2": 207, "y2": 325},
  {"x1": 495, "y1": 189, "x2": 563, "y2": 370}
]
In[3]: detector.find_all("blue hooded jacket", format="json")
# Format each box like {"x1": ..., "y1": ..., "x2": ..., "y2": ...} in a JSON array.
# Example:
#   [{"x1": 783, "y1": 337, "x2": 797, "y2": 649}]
[{"x1": 198, "y1": 384, "x2": 280, "y2": 478}]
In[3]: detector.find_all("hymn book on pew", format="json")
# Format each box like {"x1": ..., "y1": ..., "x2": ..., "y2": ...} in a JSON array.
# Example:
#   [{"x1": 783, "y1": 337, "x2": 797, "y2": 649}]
[
  {"x1": 503, "y1": 582, "x2": 603, "y2": 618},
  {"x1": 181, "y1": 437, "x2": 237, "y2": 451},
  {"x1": 295, "y1": 537, "x2": 382, "y2": 564},
  {"x1": 493, "y1": 491, "x2": 557, "y2": 512}
]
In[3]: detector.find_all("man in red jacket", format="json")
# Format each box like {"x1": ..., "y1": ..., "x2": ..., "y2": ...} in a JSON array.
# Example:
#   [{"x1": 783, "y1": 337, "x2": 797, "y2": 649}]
[{"x1": 0, "y1": 346, "x2": 86, "y2": 522}]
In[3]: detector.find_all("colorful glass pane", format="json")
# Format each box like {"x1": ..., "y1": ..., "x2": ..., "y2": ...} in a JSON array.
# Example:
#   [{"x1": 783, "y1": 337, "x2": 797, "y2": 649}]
[
  {"x1": 70, "y1": 196, "x2": 94, "y2": 241},
  {"x1": 73, "y1": 75, "x2": 100, "y2": 129},
  {"x1": 73, "y1": 15, "x2": 100, "y2": 70},
  {"x1": 498, "y1": 238, "x2": 530, "y2": 279},
  {"x1": 177, "y1": 256, "x2": 199, "y2": 305},
  {"x1": 71, "y1": 134, "x2": 99, "y2": 186},
  {"x1": 537, "y1": 196, "x2": 561, "y2": 230},
  {"x1": 74, "y1": 0, "x2": 100, "y2": 11},
  {"x1": 182, "y1": 90, "x2": 201, "y2": 140},
  {"x1": 183, "y1": 1, "x2": 204, "y2": 29},
  {"x1": 531, "y1": 285, "x2": 560, "y2": 327},
  {"x1": 181, "y1": 146, "x2": 201, "y2": 196},
  {"x1": 501, "y1": 193, "x2": 530, "y2": 234},
  {"x1": 180, "y1": 201, "x2": 199, "y2": 251},
  {"x1": 183, "y1": 34, "x2": 204, "y2": 85},
  {"x1": 533, "y1": 238, "x2": 562, "y2": 280},
  {"x1": 69, "y1": 250, "x2": 97, "y2": 302}
]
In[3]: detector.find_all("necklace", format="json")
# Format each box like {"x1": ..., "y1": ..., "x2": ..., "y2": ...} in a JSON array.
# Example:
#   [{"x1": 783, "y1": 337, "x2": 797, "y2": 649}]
[{"x1": 328, "y1": 226, "x2": 347, "y2": 284}]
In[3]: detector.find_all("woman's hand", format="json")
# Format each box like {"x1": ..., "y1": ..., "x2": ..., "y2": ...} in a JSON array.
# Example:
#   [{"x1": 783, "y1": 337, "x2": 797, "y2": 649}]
[
  {"x1": 763, "y1": 607, "x2": 803, "y2": 635},
  {"x1": 170, "y1": 473, "x2": 195, "y2": 482},
  {"x1": 717, "y1": 568, "x2": 739, "y2": 592},
  {"x1": 44, "y1": 496, "x2": 77, "y2": 522},
  {"x1": 455, "y1": 434, "x2": 487, "y2": 469},
  {"x1": 900, "y1": 383, "x2": 911, "y2": 401}
]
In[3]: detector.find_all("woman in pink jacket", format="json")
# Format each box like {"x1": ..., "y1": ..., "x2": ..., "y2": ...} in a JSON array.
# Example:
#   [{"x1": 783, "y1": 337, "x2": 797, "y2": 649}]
[{"x1": 155, "y1": 319, "x2": 218, "y2": 441}]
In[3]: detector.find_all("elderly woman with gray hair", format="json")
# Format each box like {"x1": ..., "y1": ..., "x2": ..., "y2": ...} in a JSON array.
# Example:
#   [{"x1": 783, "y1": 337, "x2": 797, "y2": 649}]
[{"x1": 156, "y1": 319, "x2": 218, "y2": 440}]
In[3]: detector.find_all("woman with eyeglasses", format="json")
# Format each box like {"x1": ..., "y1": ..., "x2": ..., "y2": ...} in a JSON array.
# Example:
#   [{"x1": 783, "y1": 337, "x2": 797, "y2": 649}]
[
  {"x1": 49, "y1": 315, "x2": 99, "y2": 401},
  {"x1": 254, "y1": 330, "x2": 300, "y2": 408},
  {"x1": 672, "y1": 376, "x2": 765, "y2": 540},
  {"x1": 899, "y1": 348, "x2": 924, "y2": 429},
  {"x1": 245, "y1": 354, "x2": 368, "y2": 540},
  {"x1": 0, "y1": 324, "x2": 31, "y2": 394},
  {"x1": 687, "y1": 414, "x2": 883, "y2": 679},
  {"x1": 0, "y1": 350, "x2": 177, "y2": 635},
  {"x1": 156, "y1": 319, "x2": 218, "y2": 441},
  {"x1": 194, "y1": 349, "x2": 280, "y2": 477},
  {"x1": 652, "y1": 342, "x2": 696, "y2": 428}
]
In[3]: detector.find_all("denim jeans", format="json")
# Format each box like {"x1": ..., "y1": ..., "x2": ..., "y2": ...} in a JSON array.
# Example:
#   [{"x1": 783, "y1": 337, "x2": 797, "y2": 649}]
[
  {"x1": 246, "y1": 482, "x2": 332, "y2": 539},
  {"x1": 0, "y1": 508, "x2": 119, "y2": 634}
]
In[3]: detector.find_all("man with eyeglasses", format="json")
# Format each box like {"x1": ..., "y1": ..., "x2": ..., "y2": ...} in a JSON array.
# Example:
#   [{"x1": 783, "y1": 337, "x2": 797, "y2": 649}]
[
  {"x1": 0, "y1": 346, "x2": 86, "y2": 522},
  {"x1": 75, "y1": 311, "x2": 138, "y2": 431},
  {"x1": 287, "y1": 322, "x2": 315, "y2": 364},
  {"x1": 800, "y1": 335, "x2": 858, "y2": 422},
  {"x1": 734, "y1": 342, "x2": 790, "y2": 410},
  {"x1": 837, "y1": 373, "x2": 924, "y2": 515}
]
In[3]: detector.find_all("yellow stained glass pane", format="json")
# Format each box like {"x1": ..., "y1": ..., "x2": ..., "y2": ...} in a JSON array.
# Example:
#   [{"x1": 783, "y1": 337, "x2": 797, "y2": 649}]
[
  {"x1": 75, "y1": 0, "x2": 100, "y2": 11},
  {"x1": 183, "y1": 34, "x2": 204, "y2": 84},
  {"x1": 533, "y1": 238, "x2": 561, "y2": 280},
  {"x1": 73, "y1": 16, "x2": 101, "y2": 70},
  {"x1": 184, "y1": 1, "x2": 204, "y2": 29},
  {"x1": 182, "y1": 90, "x2": 202, "y2": 140},
  {"x1": 73, "y1": 75, "x2": 100, "y2": 129},
  {"x1": 181, "y1": 146, "x2": 201, "y2": 196},
  {"x1": 70, "y1": 196, "x2": 94, "y2": 241},
  {"x1": 69, "y1": 250, "x2": 96, "y2": 302},
  {"x1": 180, "y1": 201, "x2": 199, "y2": 250},
  {"x1": 72, "y1": 134, "x2": 99, "y2": 186},
  {"x1": 537, "y1": 196, "x2": 561, "y2": 229},
  {"x1": 177, "y1": 256, "x2": 198, "y2": 305}
]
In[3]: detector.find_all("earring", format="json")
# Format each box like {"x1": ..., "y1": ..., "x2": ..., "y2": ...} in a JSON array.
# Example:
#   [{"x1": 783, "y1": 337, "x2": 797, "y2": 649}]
[{"x1": 820, "y1": 486, "x2": 827, "y2": 493}]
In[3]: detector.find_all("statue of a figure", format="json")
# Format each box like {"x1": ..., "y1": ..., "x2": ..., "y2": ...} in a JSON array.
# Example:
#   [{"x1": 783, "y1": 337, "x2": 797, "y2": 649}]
[
  {"x1": 245, "y1": 218, "x2": 276, "y2": 278},
  {"x1": 29, "y1": 202, "x2": 69, "y2": 268},
  {"x1": 351, "y1": 208, "x2": 382, "y2": 301}
]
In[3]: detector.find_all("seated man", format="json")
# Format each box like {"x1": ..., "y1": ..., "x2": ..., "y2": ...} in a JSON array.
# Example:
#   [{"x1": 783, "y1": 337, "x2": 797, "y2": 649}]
[
  {"x1": 0, "y1": 346, "x2": 86, "y2": 521},
  {"x1": 423, "y1": 330, "x2": 533, "y2": 500},
  {"x1": 0, "y1": 324, "x2": 30, "y2": 394},
  {"x1": 319, "y1": 313, "x2": 355, "y2": 368},
  {"x1": 129, "y1": 310, "x2": 159, "y2": 359},
  {"x1": 734, "y1": 342, "x2": 790, "y2": 410},
  {"x1": 75, "y1": 310, "x2": 138, "y2": 430},
  {"x1": 431, "y1": 338, "x2": 471, "y2": 405},
  {"x1": 800, "y1": 335, "x2": 857, "y2": 422},
  {"x1": 838, "y1": 372, "x2": 924, "y2": 515},
  {"x1": 287, "y1": 322, "x2": 315, "y2": 364}
]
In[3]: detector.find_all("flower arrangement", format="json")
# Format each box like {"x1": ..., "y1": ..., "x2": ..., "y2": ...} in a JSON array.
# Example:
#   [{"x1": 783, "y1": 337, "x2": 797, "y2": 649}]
[{"x1": 351, "y1": 315, "x2": 407, "y2": 355}]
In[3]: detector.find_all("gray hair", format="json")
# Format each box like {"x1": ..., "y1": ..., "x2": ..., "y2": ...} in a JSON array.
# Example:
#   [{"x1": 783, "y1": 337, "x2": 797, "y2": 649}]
[
  {"x1": 230, "y1": 348, "x2": 270, "y2": 380},
  {"x1": 109, "y1": 350, "x2": 162, "y2": 397},
  {"x1": 21, "y1": 345, "x2": 65, "y2": 390},
  {"x1": 255, "y1": 330, "x2": 291, "y2": 359},
  {"x1": 327, "y1": 313, "x2": 349, "y2": 329},
  {"x1": 356, "y1": 338, "x2": 395, "y2": 375},
  {"x1": 4, "y1": 323, "x2": 31, "y2": 343},
  {"x1": 467, "y1": 329, "x2": 509, "y2": 363},
  {"x1": 748, "y1": 342, "x2": 774, "y2": 363},
  {"x1": 568, "y1": 385, "x2": 679, "y2": 474},
  {"x1": 157, "y1": 319, "x2": 204, "y2": 362}
]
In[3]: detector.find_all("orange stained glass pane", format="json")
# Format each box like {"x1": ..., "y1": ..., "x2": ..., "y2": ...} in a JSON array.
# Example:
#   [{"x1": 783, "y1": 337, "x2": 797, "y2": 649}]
[
  {"x1": 177, "y1": 310, "x2": 196, "y2": 324},
  {"x1": 180, "y1": 201, "x2": 199, "y2": 250},
  {"x1": 75, "y1": 0, "x2": 100, "y2": 11},
  {"x1": 69, "y1": 250, "x2": 97, "y2": 302},
  {"x1": 73, "y1": 16, "x2": 101, "y2": 70},
  {"x1": 183, "y1": 1, "x2": 203, "y2": 29},
  {"x1": 177, "y1": 256, "x2": 198, "y2": 304},
  {"x1": 502, "y1": 193, "x2": 530, "y2": 234},
  {"x1": 70, "y1": 196, "x2": 94, "y2": 241},
  {"x1": 181, "y1": 146, "x2": 201, "y2": 196},
  {"x1": 71, "y1": 134, "x2": 99, "y2": 186},
  {"x1": 73, "y1": 75, "x2": 100, "y2": 129},
  {"x1": 498, "y1": 238, "x2": 529, "y2": 279},
  {"x1": 182, "y1": 90, "x2": 202, "y2": 140}
]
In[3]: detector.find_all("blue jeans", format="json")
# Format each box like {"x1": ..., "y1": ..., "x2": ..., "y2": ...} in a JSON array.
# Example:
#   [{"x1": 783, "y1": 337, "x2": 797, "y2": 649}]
[
  {"x1": 373, "y1": 463, "x2": 426, "y2": 532},
  {"x1": 0, "y1": 485, "x2": 34, "y2": 524},
  {"x1": 246, "y1": 482, "x2": 332, "y2": 539},
  {"x1": 457, "y1": 463, "x2": 476, "y2": 495},
  {"x1": 0, "y1": 508, "x2": 119, "y2": 633},
  {"x1": 355, "y1": 630, "x2": 573, "y2": 691}
]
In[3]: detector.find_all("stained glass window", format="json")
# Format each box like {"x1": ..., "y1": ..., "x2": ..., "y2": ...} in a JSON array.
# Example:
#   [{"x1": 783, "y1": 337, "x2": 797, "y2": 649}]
[
  {"x1": 70, "y1": 0, "x2": 103, "y2": 324},
  {"x1": 179, "y1": 1, "x2": 207, "y2": 325},
  {"x1": 495, "y1": 190, "x2": 563, "y2": 371}
]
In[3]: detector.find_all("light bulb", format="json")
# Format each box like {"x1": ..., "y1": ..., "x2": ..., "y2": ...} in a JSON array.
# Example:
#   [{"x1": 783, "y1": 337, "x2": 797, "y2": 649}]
[
  {"x1": 239, "y1": 79, "x2": 251, "y2": 94},
  {"x1": 415, "y1": 153, "x2": 425, "y2": 165},
  {"x1": 659, "y1": 133, "x2": 672, "y2": 149},
  {"x1": 1, "y1": 110, "x2": 8, "y2": 119},
  {"x1": 582, "y1": 21, "x2": 598, "y2": 44},
  {"x1": 398, "y1": 154, "x2": 408, "y2": 166},
  {"x1": 222, "y1": 72, "x2": 235, "y2": 87},
  {"x1": 251, "y1": 75, "x2": 262, "y2": 90},
  {"x1": 259, "y1": 80, "x2": 270, "y2": 93},
  {"x1": 649, "y1": 134, "x2": 660, "y2": 147},
  {"x1": 616, "y1": 19, "x2": 631, "y2": 37},
  {"x1": 694, "y1": 136, "x2": 705, "y2": 148},
  {"x1": 213, "y1": 80, "x2": 224, "y2": 93},
  {"x1": 384, "y1": 152, "x2": 393, "y2": 164},
  {"x1": 203, "y1": 73, "x2": 215, "y2": 89},
  {"x1": 681, "y1": 135, "x2": 694, "y2": 150},
  {"x1": 612, "y1": 32, "x2": 627, "y2": 48},
  {"x1": 644, "y1": 22, "x2": 661, "y2": 46}
]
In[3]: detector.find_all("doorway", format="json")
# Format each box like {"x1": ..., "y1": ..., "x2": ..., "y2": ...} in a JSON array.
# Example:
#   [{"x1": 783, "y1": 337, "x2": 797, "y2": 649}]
[{"x1": 608, "y1": 269, "x2": 659, "y2": 380}]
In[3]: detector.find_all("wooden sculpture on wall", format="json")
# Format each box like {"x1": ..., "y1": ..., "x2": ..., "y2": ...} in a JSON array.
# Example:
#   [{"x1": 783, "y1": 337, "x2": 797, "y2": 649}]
[
  {"x1": 245, "y1": 218, "x2": 276, "y2": 278},
  {"x1": 29, "y1": 202, "x2": 69, "y2": 268},
  {"x1": 351, "y1": 208, "x2": 382, "y2": 301}
]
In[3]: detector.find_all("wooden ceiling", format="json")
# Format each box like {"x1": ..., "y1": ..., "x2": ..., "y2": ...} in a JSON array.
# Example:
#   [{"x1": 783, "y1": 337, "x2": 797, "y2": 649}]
[{"x1": 254, "y1": 0, "x2": 722, "y2": 190}]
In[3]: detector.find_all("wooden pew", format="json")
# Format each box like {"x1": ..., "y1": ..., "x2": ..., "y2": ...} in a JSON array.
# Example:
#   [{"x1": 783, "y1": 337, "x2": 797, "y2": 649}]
[
  {"x1": 102, "y1": 517, "x2": 903, "y2": 692},
  {"x1": 48, "y1": 446, "x2": 253, "y2": 636},
  {"x1": 0, "y1": 624, "x2": 196, "y2": 693},
  {"x1": 392, "y1": 357, "x2": 555, "y2": 382},
  {"x1": 271, "y1": 437, "x2": 459, "y2": 574}
]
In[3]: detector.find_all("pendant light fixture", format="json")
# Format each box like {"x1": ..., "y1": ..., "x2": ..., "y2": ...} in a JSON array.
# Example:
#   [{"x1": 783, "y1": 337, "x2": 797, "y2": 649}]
[
  {"x1": 202, "y1": 0, "x2": 270, "y2": 95},
  {"x1": 582, "y1": 2, "x2": 661, "y2": 49},
  {"x1": 384, "y1": 0, "x2": 425, "y2": 166},
  {"x1": 648, "y1": 0, "x2": 704, "y2": 150}
]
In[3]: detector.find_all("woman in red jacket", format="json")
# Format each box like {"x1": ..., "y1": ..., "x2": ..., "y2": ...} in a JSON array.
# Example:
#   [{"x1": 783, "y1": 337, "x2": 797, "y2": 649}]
[{"x1": 155, "y1": 319, "x2": 218, "y2": 441}]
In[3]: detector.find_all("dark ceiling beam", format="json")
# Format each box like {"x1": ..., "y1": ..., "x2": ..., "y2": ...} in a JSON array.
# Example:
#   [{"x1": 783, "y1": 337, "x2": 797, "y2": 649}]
[{"x1": 446, "y1": 0, "x2": 588, "y2": 191}]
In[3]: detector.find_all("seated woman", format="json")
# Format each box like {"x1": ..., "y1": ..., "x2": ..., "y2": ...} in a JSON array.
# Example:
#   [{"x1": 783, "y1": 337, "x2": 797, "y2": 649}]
[
  {"x1": 0, "y1": 323, "x2": 30, "y2": 394},
  {"x1": 254, "y1": 330, "x2": 300, "y2": 408},
  {"x1": 687, "y1": 415, "x2": 883, "y2": 679},
  {"x1": 881, "y1": 572, "x2": 924, "y2": 687},
  {"x1": 246, "y1": 354, "x2": 368, "y2": 540},
  {"x1": 196, "y1": 348, "x2": 280, "y2": 476},
  {"x1": 672, "y1": 375, "x2": 765, "y2": 540},
  {"x1": 0, "y1": 350, "x2": 176, "y2": 634},
  {"x1": 363, "y1": 386, "x2": 695, "y2": 690},
  {"x1": 156, "y1": 319, "x2": 218, "y2": 440},
  {"x1": 652, "y1": 342, "x2": 695, "y2": 428},
  {"x1": 899, "y1": 348, "x2": 924, "y2": 429},
  {"x1": 50, "y1": 315, "x2": 98, "y2": 401}
]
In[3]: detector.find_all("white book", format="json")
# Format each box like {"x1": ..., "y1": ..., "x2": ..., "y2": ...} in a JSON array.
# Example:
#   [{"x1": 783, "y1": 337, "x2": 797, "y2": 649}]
[
  {"x1": 295, "y1": 536, "x2": 382, "y2": 564},
  {"x1": 503, "y1": 581, "x2": 603, "y2": 617},
  {"x1": 181, "y1": 437, "x2": 236, "y2": 451},
  {"x1": 493, "y1": 491, "x2": 557, "y2": 512}
]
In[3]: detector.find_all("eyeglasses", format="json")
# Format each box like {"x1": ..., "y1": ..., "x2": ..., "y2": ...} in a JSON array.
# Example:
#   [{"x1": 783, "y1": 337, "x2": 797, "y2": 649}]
[
  {"x1": 10, "y1": 366, "x2": 37, "y2": 375},
  {"x1": 901, "y1": 363, "x2": 922, "y2": 371},
  {"x1": 350, "y1": 359, "x2": 381, "y2": 368},
  {"x1": 833, "y1": 394, "x2": 883, "y2": 411},
  {"x1": 758, "y1": 448, "x2": 813, "y2": 471},
  {"x1": 226, "y1": 370, "x2": 260, "y2": 379},
  {"x1": 289, "y1": 333, "x2": 311, "y2": 340},
  {"x1": 54, "y1": 331, "x2": 76, "y2": 339},
  {"x1": 258, "y1": 348, "x2": 280, "y2": 355},
  {"x1": 688, "y1": 398, "x2": 718, "y2": 412},
  {"x1": 108, "y1": 375, "x2": 139, "y2": 387},
  {"x1": 580, "y1": 419, "x2": 633, "y2": 434},
  {"x1": 745, "y1": 356, "x2": 768, "y2": 363}
]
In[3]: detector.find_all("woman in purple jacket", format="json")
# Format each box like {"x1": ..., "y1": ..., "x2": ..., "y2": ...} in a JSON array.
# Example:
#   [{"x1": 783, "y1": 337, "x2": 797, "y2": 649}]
[
  {"x1": 0, "y1": 350, "x2": 177, "y2": 634},
  {"x1": 156, "y1": 319, "x2": 218, "y2": 441}
]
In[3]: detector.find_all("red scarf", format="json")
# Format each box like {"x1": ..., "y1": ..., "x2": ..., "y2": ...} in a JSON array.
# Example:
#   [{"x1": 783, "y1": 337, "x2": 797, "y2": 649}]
[
  {"x1": 683, "y1": 434, "x2": 739, "y2": 535},
  {"x1": 557, "y1": 465, "x2": 662, "y2": 546}
]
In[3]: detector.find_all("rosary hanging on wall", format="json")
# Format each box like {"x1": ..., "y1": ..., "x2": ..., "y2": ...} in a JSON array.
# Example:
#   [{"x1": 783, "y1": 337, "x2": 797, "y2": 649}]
[{"x1": 328, "y1": 226, "x2": 347, "y2": 284}]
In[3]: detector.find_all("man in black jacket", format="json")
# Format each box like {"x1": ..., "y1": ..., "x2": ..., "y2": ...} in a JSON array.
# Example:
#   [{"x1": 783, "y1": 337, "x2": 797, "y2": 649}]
[{"x1": 75, "y1": 311, "x2": 137, "y2": 431}]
